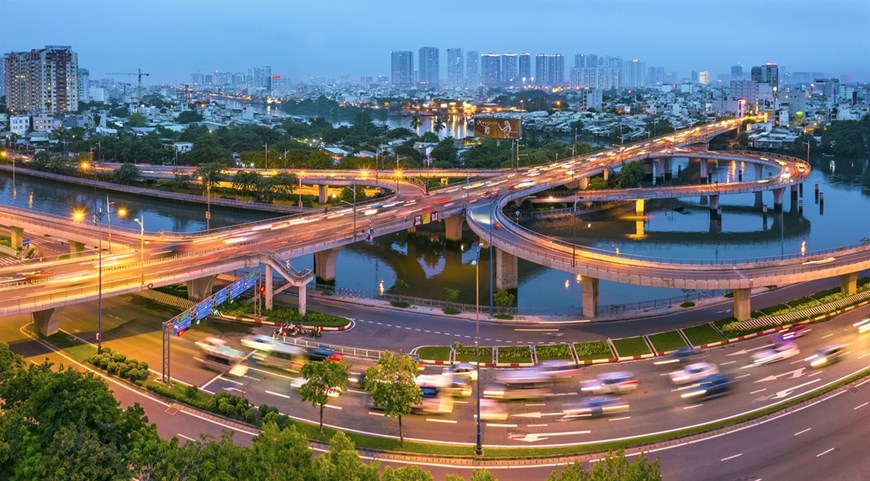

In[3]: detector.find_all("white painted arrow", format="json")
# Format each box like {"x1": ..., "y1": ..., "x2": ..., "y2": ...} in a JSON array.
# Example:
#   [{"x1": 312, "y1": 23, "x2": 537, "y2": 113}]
[
  {"x1": 513, "y1": 411, "x2": 566, "y2": 419},
  {"x1": 771, "y1": 378, "x2": 822, "y2": 400},
  {"x1": 513, "y1": 430, "x2": 592, "y2": 443},
  {"x1": 754, "y1": 367, "x2": 806, "y2": 383},
  {"x1": 727, "y1": 345, "x2": 774, "y2": 357}
]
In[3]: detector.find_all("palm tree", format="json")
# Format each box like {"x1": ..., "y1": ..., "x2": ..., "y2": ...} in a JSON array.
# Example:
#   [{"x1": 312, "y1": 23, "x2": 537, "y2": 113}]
[
  {"x1": 433, "y1": 116, "x2": 446, "y2": 134},
  {"x1": 410, "y1": 116, "x2": 421, "y2": 130}
]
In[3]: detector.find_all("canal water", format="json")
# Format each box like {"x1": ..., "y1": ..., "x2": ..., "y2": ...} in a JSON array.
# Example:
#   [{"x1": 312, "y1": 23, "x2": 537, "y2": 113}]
[{"x1": 1, "y1": 154, "x2": 867, "y2": 315}]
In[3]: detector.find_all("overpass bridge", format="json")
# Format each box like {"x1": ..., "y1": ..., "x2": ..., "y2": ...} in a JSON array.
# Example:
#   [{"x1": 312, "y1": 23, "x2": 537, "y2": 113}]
[{"x1": 4, "y1": 119, "x2": 864, "y2": 332}]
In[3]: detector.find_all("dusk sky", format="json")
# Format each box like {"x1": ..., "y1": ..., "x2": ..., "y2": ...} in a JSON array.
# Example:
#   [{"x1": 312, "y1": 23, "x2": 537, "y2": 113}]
[{"x1": 4, "y1": 0, "x2": 869, "y2": 84}]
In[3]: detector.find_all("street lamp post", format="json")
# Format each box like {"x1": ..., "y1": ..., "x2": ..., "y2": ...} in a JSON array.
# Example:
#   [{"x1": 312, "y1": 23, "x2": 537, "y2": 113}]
[
  {"x1": 335, "y1": 185, "x2": 358, "y2": 240},
  {"x1": 82, "y1": 205, "x2": 107, "y2": 354},
  {"x1": 470, "y1": 242, "x2": 484, "y2": 456},
  {"x1": 572, "y1": 196, "x2": 582, "y2": 267},
  {"x1": 199, "y1": 175, "x2": 212, "y2": 231},
  {"x1": 488, "y1": 196, "x2": 495, "y2": 316},
  {"x1": 105, "y1": 195, "x2": 115, "y2": 254},
  {"x1": 134, "y1": 215, "x2": 145, "y2": 286}
]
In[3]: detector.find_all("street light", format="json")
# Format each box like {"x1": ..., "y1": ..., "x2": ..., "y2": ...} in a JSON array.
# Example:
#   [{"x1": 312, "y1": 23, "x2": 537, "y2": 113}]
[
  {"x1": 470, "y1": 242, "x2": 484, "y2": 456},
  {"x1": 133, "y1": 215, "x2": 145, "y2": 286},
  {"x1": 333, "y1": 184, "x2": 358, "y2": 240},
  {"x1": 75, "y1": 206, "x2": 106, "y2": 354},
  {"x1": 104, "y1": 195, "x2": 115, "y2": 254},
  {"x1": 572, "y1": 196, "x2": 583, "y2": 267},
  {"x1": 198, "y1": 175, "x2": 211, "y2": 231}
]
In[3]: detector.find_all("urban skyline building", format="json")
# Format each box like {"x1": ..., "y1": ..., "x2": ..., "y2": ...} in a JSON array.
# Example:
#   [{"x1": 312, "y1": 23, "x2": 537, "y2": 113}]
[
  {"x1": 4, "y1": 45, "x2": 79, "y2": 114},
  {"x1": 390, "y1": 50, "x2": 413, "y2": 86},
  {"x1": 446, "y1": 48, "x2": 463, "y2": 89},
  {"x1": 501, "y1": 53, "x2": 518, "y2": 86},
  {"x1": 751, "y1": 63, "x2": 780, "y2": 88},
  {"x1": 465, "y1": 50, "x2": 479, "y2": 87},
  {"x1": 518, "y1": 53, "x2": 531, "y2": 85},
  {"x1": 78, "y1": 68, "x2": 90, "y2": 103},
  {"x1": 481, "y1": 54, "x2": 501, "y2": 88},
  {"x1": 535, "y1": 53, "x2": 564, "y2": 87},
  {"x1": 418, "y1": 47, "x2": 439, "y2": 86}
]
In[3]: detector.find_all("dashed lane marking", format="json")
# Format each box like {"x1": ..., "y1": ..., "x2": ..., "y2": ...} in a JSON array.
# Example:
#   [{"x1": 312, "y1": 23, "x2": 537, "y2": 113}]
[
  {"x1": 794, "y1": 428, "x2": 811, "y2": 436},
  {"x1": 265, "y1": 390, "x2": 290, "y2": 399},
  {"x1": 816, "y1": 448, "x2": 835, "y2": 458},
  {"x1": 720, "y1": 453, "x2": 742, "y2": 462}
]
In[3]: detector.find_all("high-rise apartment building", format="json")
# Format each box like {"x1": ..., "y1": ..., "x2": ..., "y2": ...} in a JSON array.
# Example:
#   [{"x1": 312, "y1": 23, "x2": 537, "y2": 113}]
[
  {"x1": 5, "y1": 45, "x2": 79, "y2": 114},
  {"x1": 78, "y1": 68, "x2": 90, "y2": 102},
  {"x1": 535, "y1": 54, "x2": 564, "y2": 87},
  {"x1": 391, "y1": 51, "x2": 414, "y2": 86},
  {"x1": 418, "y1": 47, "x2": 439, "y2": 86},
  {"x1": 622, "y1": 59, "x2": 645, "y2": 88},
  {"x1": 751, "y1": 63, "x2": 779, "y2": 88},
  {"x1": 518, "y1": 53, "x2": 531, "y2": 85},
  {"x1": 698, "y1": 71, "x2": 711, "y2": 85},
  {"x1": 466, "y1": 50, "x2": 479, "y2": 87},
  {"x1": 731, "y1": 65, "x2": 743, "y2": 80},
  {"x1": 501, "y1": 54, "x2": 518, "y2": 86},
  {"x1": 481, "y1": 54, "x2": 501, "y2": 88},
  {"x1": 446, "y1": 48, "x2": 463, "y2": 89},
  {"x1": 0, "y1": 56, "x2": 5, "y2": 98}
]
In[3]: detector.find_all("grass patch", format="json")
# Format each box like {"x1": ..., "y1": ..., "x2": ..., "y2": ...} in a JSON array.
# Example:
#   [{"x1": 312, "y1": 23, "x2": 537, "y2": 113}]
[
  {"x1": 415, "y1": 346, "x2": 451, "y2": 361},
  {"x1": 153, "y1": 283, "x2": 188, "y2": 298},
  {"x1": 37, "y1": 329, "x2": 96, "y2": 362},
  {"x1": 219, "y1": 302, "x2": 349, "y2": 328},
  {"x1": 390, "y1": 301, "x2": 410, "y2": 308},
  {"x1": 442, "y1": 307, "x2": 461, "y2": 315},
  {"x1": 611, "y1": 337, "x2": 651, "y2": 357},
  {"x1": 647, "y1": 330, "x2": 687, "y2": 353},
  {"x1": 534, "y1": 344, "x2": 574, "y2": 361},
  {"x1": 497, "y1": 346, "x2": 532, "y2": 364},
  {"x1": 682, "y1": 324, "x2": 725, "y2": 346},
  {"x1": 453, "y1": 344, "x2": 493, "y2": 363},
  {"x1": 573, "y1": 341, "x2": 613, "y2": 361}
]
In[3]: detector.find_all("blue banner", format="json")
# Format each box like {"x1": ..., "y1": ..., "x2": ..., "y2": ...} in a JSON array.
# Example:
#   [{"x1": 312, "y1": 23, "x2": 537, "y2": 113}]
[
  {"x1": 173, "y1": 310, "x2": 193, "y2": 335},
  {"x1": 214, "y1": 287, "x2": 228, "y2": 306},
  {"x1": 195, "y1": 298, "x2": 214, "y2": 321}
]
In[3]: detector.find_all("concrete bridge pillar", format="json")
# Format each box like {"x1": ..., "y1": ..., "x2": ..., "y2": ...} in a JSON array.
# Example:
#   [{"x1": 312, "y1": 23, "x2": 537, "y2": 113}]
[
  {"x1": 755, "y1": 163, "x2": 764, "y2": 180},
  {"x1": 635, "y1": 219, "x2": 645, "y2": 237},
  {"x1": 69, "y1": 240, "x2": 85, "y2": 257},
  {"x1": 495, "y1": 249, "x2": 518, "y2": 290},
  {"x1": 10, "y1": 226, "x2": 24, "y2": 250},
  {"x1": 773, "y1": 188, "x2": 785, "y2": 211},
  {"x1": 841, "y1": 272, "x2": 858, "y2": 296},
  {"x1": 314, "y1": 248, "x2": 340, "y2": 283},
  {"x1": 733, "y1": 288, "x2": 752, "y2": 321},
  {"x1": 709, "y1": 194, "x2": 721, "y2": 218},
  {"x1": 407, "y1": 225, "x2": 417, "y2": 236},
  {"x1": 581, "y1": 276, "x2": 599, "y2": 318},
  {"x1": 603, "y1": 169, "x2": 609, "y2": 181},
  {"x1": 318, "y1": 185, "x2": 329, "y2": 204},
  {"x1": 187, "y1": 275, "x2": 217, "y2": 302},
  {"x1": 699, "y1": 158, "x2": 708, "y2": 181},
  {"x1": 635, "y1": 199, "x2": 645, "y2": 216},
  {"x1": 264, "y1": 264, "x2": 274, "y2": 310},
  {"x1": 32, "y1": 307, "x2": 64, "y2": 336},
  {"x1": 754, "y1": 192, "x2": 764, "y2": 208},
  {"x1": 444, "y1": 216, "x2": 465, "y2": 243},
  {"x1": 578, "y1": 177, "x2": 589, "y2": 190},
  {"x1": 663, "y1": 158, "x2": 672, "y2": 180},
  {"x1": 709, "y1": 216, "x2": 721, "y2": 234},
  {"x1": 298, "y1": 284, "x2": 307, "y2": 316}
]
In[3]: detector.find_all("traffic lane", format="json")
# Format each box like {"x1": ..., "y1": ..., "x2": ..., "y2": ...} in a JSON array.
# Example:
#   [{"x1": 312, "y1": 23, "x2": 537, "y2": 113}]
[{"x1": 658, "y1": 378, "x2": 870, "y2": 481}]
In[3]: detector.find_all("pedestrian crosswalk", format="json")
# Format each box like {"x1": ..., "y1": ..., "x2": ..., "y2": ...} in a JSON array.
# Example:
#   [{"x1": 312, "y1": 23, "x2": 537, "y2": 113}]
[{"x1": 0, "y1": 255, "x2": 23, "y2": 267}]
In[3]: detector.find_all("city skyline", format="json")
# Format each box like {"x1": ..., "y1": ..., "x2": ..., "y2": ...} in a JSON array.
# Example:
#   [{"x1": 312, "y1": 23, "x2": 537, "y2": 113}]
[{"x1": 3, "y1": 0, "x2": 868, "y2": 84}]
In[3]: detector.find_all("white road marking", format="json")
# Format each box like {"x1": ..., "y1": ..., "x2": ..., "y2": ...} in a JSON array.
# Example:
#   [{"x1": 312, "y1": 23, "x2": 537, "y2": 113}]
[
  {"x1": 854, "y1": 402, "x2": 868, "y2": 410},
  {"x1": 368, "y1": 411, "x2": 384, "y2": 416},
  {"x1": 858, "y1": 352, "x2": 870, "y2": 359},
  {"x1": 526, "y1": 423, "x2": 548, "y2": 427},
  {"x1": 265, "y1": 390, "x2": 290, "y2": 399},
  {"x1": 424, "y1": 330, "x2": 431, "y2": 333},
  {"x1": 324, "y1": 404, "x2": 342, "y2": 410},
  {"x1": 608, "y1": 416, "x2": 631, "y2": 422},
  {"x1": 809, "y1": 371, "x2": 822, "y2": 377},
  {"x1": 750, "y1": 389, "x2": 767, "y2": 395},
  {"x1": 524, "y1": 403, "x2": 546, "y2": 407},
  {"x1": 243, "y1": 375, "x2": 261, "y2": 381},
  {"x1": 794, "y1": 428, "x2": 811, "y2": 436},
  {"x1": 486, "y1": 423, "x2": 517, "y2": 428},
  {"x1": 821, "y1": 333, "x2": 833, "y2": 339},
  {"x1": 682, "y1": 404, "x2": 703, "y2": 410},
  {"x1": 177, "y1": 433, "x2": 196, "y2": 442},
  {"x1": 816, "y1": 447, "x2": 835, "y2": 458},
  {"x1": 720, "y1": 453, "x2": 742, "y2": 462},
  {"x1": 720, "y1": 361, "x2": 737, "y2": 366},
  {"x1": 426, "y1": 419, "x2": 457, "y2": 424},
  {"x1": 220, "y1": 378, "x2": 244, "y2": 386},
  {"x1": 735, "y1": 373, "x2": 752, "y2": 380}
]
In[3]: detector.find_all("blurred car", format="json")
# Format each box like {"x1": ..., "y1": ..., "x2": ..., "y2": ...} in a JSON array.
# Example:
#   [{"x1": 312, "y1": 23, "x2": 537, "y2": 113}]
[
  {"x1": 669, "y1": 362, "x2": 719, "y2": 385},
  {"x1": 532, "y1": 360, "x2": 583, "y2": 380},
  {"x1": 349, "y1": 372, "x2": 366, "y2": 388},
  {"x1": 752, "y1": 342, "x2": 800, "y2": 366},
  {"x1": 680, "y1": 374, "x2": 734, "y2": 401},
  {"x1": 580, "y1": 372, "x2": 638, "y2": 395},
  {"x1": 308, "y1": 346, "x2": 343, "y2": 362},
  {"x1": 562, "y1": 396, "x2": 629, "y2": 418},
  {"x1": 443, "y1": 362, "x2": 478, "y2": 381},
  {"x1": 479, "y1": 398, "x2": 508, "y2": 422},
  {"x1": 777, "y1": 323, "x2": 812, "y2": 342},
  {"x1": 805, "y1": 344, "x2": 846, "y2": 368},
  {"x1": 655, "y1": 346, "x2": 695, "y2": 366},
  {"x1": 854, "y1": 318, "x2": 870, "y2": 334}
]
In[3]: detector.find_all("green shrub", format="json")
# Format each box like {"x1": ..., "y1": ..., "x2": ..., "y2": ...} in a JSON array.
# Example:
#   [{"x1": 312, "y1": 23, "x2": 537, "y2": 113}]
[
  {"x1": 534, "y1": 344, "x2": 573, "y2": 361},
  {"x1": 497, "y1": 346, "x2": 532, "y2": 363},
  {"x1": 442, "y1": 307, "x2": 461, "y2": 315},
  {"x1": 680, "y1": 301, "x2": 695, "y2": 308},
  {"x1": 416, "y1": 346, "x2": 451, "y2": 361},
  {"x1": 573, "y1": 341, "x2": 613, "y2": 361},
  {"x1": 453, "y1": 343, "x2": 493, "y2": 363},
  {"x1": 494, "y1": 314, "x2": 513, "y2": 320},
  {"x1": 390, "y1": 301, "x2": 410, "y2": 308}
]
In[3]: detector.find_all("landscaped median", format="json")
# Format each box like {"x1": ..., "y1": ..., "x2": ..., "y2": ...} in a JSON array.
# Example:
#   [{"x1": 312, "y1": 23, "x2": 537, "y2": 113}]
[
  {"x1": 647, "y1": 330, "x2": 687, "y2": 354},
  {"x1": 611, "y1": 336, "x2": 653, "y2": 360}
]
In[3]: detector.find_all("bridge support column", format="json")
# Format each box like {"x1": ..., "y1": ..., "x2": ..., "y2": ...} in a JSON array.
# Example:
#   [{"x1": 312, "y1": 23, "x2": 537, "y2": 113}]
[
  {"x1": 314, "y1": 248, "x2": 340, "y2": 283},
  {"x1": 755, "y1": 164, "x2": 764, "y2": 180},
  {"x1": 32, "y1": 307, "x2": 64, "y2": 336},
  {"x1": 187, "y1": 275, "x2": 217, "y2": 302},
  {"x1": 841, "y1": 272, "x2": 858, "y2": 296},
  {"x1": 578, "y1": 177, "x2": 589, "y2": 190},
  {"x1": 318, "y1": 185, "x2": 329, "y2": 204},
  {"x1": 603, "y1": 169, "x2": 609, "y2": 181},
  {"x1": 754, "y1": 192, "x2": 764, "y2": 208},
  {"x1": 581, "y1": 276, "x2": 599, "y2": 318},
  {"x1": 699, "y1": 158, "x2": 708, "y2": 182},
  {"x1": 635, "y1": 199, "x2": 645, "y2": 216},
  {"x1": 69, "y1": 240, "x2": 85, "y2": 257},
  {"x1": 663, "y1": 158, "x2": 672, "y2": 180},
  {"x1": 495, "y1": 249, "x2": 518, "y2": 290},
  {"x1": 298, "y1": 284, "x2": 307, "y2": 316},
  {"x1": 407, "y1": 225, "x2": 417, "y2": 236},
  {"x1": 10, "y1": 226, "x2": 24, "y2": 250},
  {"x1": 732, "y1": 288, "x2": 752, "y2": 321},
  {"x1": 443, "y1": 216, "x2": 464, "y2": 243},
  {"x1": 709, "y1": 194, "x2": 721, "y2": 219},
  {"x1": 773, "y1": 188, "x2": 785, "y2": 211},
  {"x1": 264, "y1": 264, "x2": 274, "y2": 310}
]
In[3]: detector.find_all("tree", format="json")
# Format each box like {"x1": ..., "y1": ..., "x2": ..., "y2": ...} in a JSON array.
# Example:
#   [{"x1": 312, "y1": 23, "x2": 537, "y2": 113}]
[
  {"x1": 363, "y1": 351, "x2": 422, "y2": 445},
  {"x1": 433, "y1": 116, "x2": 446, "y2": 134},
  {"x1": 127, "y1": 112, "x2": 148, "y2": 127},
  {"x1": 299, "y1": 359, "x2": 351, "y2": 432},
  {"x1": 194, "y1": 163, "x2": 224, "y2": 190},
  {"x1": 493, "y1": 289, "x2": 516, "y2": 309},
  {"x1": 390, "y1": 279, "x2": 410, "y2": 296},
  {"x1": 382, "y1": 465, "x2": 434, "y2": 481},
  {"x1": 232, "y1": 170, "x2": 263, "y2": 196},
  {"x1": 444, "y1": 288, "x2": 459, "y2": 308},
  {"x1": 614, "y1": 161, "x2": 645, "y2": 188},
  {"x1": 410, "y1": 116, "x2": 421, "y2": 130},
  {"x1": 545, "y1": 449, "x2": 661, "y2": 481},
  {"x1": 269, "y1": 172, "x2": 298, "y2": 199},
  {"x1": 311, "y1": 431, "x2": 380, "y2": 481},
  {"x1": 113, "y1": 162, "x2": 140, "y2": 185},
  {"x1": 430, "y1": 137, "x2": 458, "y2": 167},
  {"x1": 177, "y1": 110, "x2": 204, "y2": 124}
]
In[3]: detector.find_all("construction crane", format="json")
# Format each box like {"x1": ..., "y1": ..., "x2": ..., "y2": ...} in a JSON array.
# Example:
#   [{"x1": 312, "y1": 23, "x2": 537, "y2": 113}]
[{"x1": 106, "y1": 68, "x2": 150, "y2": 101}]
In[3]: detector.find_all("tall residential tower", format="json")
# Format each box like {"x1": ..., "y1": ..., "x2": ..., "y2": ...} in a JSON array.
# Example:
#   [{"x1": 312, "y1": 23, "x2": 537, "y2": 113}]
[{"x1": 4, "y1": 45, "x2": 79, "y2": 114}]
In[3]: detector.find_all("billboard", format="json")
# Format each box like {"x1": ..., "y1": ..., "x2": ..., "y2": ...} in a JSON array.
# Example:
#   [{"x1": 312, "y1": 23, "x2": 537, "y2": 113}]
[{"x1": 474, "y1": 117, "x2": 522, "y2": 139}]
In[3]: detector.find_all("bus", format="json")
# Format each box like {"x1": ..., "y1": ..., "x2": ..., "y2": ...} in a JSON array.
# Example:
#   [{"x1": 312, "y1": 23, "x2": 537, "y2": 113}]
[
  {"x1": 483, "y1": 370, "x2": 554, "y2": 401},
  {"x1": 241, "y1": 335, "x2": 306, "y2": 372},
  {"x1": 195, "y1": 337, "x2": 249, "y2": 377}
]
